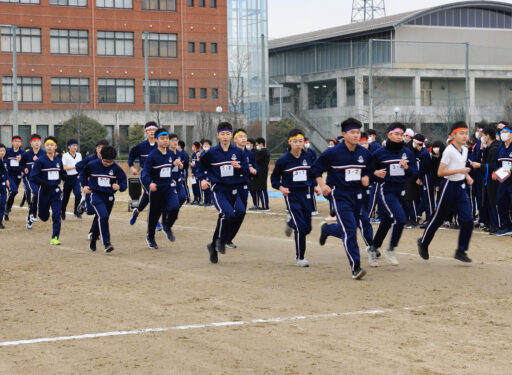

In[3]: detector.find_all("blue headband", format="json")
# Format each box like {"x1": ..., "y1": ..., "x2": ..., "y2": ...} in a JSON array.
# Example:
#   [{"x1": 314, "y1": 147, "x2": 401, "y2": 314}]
[
  {"x1": 67, "y1": 142, "x2": 77, "y2": 147},
  {"x1": 217, "y1": 128, "x2": 233, "y2": 134},
  {"x1": 342, "y1": 125, "x2": 361, "y2": 132},
  {"x1": 156, "y1": 131, "x2": 169, "y2": 138},
  {"x1": 502, "y1": 128, "x2": 512, "y2": 134}
]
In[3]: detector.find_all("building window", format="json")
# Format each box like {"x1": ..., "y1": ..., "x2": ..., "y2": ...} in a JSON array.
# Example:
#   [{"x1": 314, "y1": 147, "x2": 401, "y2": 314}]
[
  {"x1": 212, "y1": 88, "x2": 218, "y2": 99},
  {"x1": 2, "y1": 77, "x2": 42, "y2": 102},
  {"x1": 346, "y1": 77, "x2": 355, "y2": 106},
  {"x1": 188, "y1": 42, "x2": 195, "y2": 53},
  {"x1": 210, "y1": 42, "x2": 218, "y2": 53},
  {"x1": 143, "y1": 33, "x2": 177, "y2": 58},
  {"x1": 189, "y1": 88, "x2": 196, "y2": 99},
  {"x1": 51, "y1": 78, "x2": 89, "y2": 103},
  {"x1": 421, "y1": 80, "x2": 432, "y2": 106},
  {"x1": 144, "y1": 80, "x2": 179, "y2": 104},
  {"x1": 36, "y1": 125, "x2": 49, "y2": 139},
  {"x1": 19, "y1": 125, "x2": 31, "y2": 145},
  {"x1": 308, "y1": 80, "x2": 337, "y2": 109},
  {"x1": 187, "y1": 0, "x2": 192, "y2": 6},
  {"x1": 0, "y1": 0, "x2": 39, "y2": 3},
  {"x1": 97, "y1": 31, "x2": 133, "y2": 56},
  {"x1": 142, "y1": 0, "x2": 175, "y2": 11},
  {"x1": 50, "y1": 0, "x2": 87, "y2": 6},
  {"x1": 198, "y1": 0, "x2": 204, "y2": 7},
  {"x1": 98, "y1": 79, "x2": 134, "y2": 103},
  {"x1": 50, "y1": 29, "x2": 88, "y2": 55},
  {"x1": 96, "y1": 0, "x2": 132, "y2": 8},
  {"x1": 199, "y1": 42, "x2": 206, "y2": 53},
  {"x1": 1, "y1": 27, "x2": 41, "y2": 54},
  {"x1": 210, "y1": 0, "x2": 216, "y2": 8},
  {"x1": 200, "y1": 88, "x2": 207, "y2": 99}
]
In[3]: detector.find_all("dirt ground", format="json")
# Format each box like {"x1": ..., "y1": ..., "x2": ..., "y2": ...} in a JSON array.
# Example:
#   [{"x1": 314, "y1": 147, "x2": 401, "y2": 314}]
[{"x1": 1, "y1": 189, "x2": 512, "y2": 375}]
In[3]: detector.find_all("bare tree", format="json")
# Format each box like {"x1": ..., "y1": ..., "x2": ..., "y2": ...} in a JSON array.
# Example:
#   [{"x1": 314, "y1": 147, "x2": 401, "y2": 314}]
[
  {"x1": 196, "y1": 111, "x2": 215, "y2": 140},
  {"x1": 504, "y1": 97, "x2": 512, "y2": 124},
  {"x1": 228, "y1": 52, "x2": 249, "y2": 128}
]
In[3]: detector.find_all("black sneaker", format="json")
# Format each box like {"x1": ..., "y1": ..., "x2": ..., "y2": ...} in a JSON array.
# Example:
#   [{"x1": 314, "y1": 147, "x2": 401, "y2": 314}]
[
  {"x1": 417, "y1": 238, "x2": 429, "y2": 260},
  {"x1": 25, "y1": 217, "x2": 32, "y2": 230},
  {"x1": 0, "y1": 223, "x2": 4, "y2": 229},
  {"x1": 74, "y1": 212, "x2": 82, "y2": 219},
  {"x1": 454, "y1": 250, "x2": 472, "y2": 263},
  {"x1": 89, "y1": 237, "x2": 97, "y2": 252},
  {"x1": 375, "y1": 249, "x2": 381, "y2": 258},
  {"x1": 207, "y1": 242, "x2": 218, "y2": 264},
  {"x1": 61, "y1": 211, "x2": 66, "y2": 220},
  {"x1": 104, "y1": 242, "x2": 114, "y2": 253},
  {"x1": 4, "y1": 213, "x2": 8, "y2": 222},
  {"x1": 146, "y1": 237, "x2": 158, "y2": 249},
  {"x1": 419, "y1": 222, "x2": 427, "y2": 229},
  {"x1": 215, "y1": 238, "x2": 226, "y2": 254},
  {"x1": 319, "y1": 222, "x2": 328, "y2": 246},
  {"x1": 164, "y1": 229, "x2": 176, "y2": 242},
  {"x1": 248, "y1": 206, "x2": 259, "y2": 211},
  {"x1": 352, "y1": 267, "x2": 367, "y2": 280},
  {"x1": 226, "y1": 241, "x2": 237, "y2": 249}
]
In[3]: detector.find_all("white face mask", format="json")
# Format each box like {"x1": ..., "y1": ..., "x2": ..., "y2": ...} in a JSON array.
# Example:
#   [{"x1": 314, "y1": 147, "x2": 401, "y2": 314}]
[
  {"x1": 432, "y1": 147, "x2": 440, "y2": 154},
  {"x1": 304, "y1": 143, "x2": 310, "y2": 149},
  {"x1": 481, "y1": 141, "x2": 487, "y2": 149},
  {"x1": 501, "y1": 132, "x2": 510, "y2": 142},
  {"x1": 475, "y1": 131, "x2": 480, "y2": 138},
  {"x1": 203, "y1": 146, "x2": 210, "y2": 152},
  {"x1": 256, "y1": 145, "x2": 261, "y2": 150},
  {"x1": 328, "y1": 145, "x2": 335, "y2": 148},
  {"x1": 368, "y1": 136, "x2": 374, "y2": 143}
]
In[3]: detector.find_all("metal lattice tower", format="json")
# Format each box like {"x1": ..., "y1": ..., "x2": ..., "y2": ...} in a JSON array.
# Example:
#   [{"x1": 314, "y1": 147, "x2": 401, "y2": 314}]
[{"x1": 351, "y1": 0, "x2": 386, "y2": 23}]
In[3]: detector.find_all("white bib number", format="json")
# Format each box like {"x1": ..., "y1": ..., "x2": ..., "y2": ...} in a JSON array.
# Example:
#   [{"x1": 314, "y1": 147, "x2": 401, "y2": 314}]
[
  {"x1": 390, "y1": 163, "x2": 405, "y2": 176},
  {"x1": 503, "y1": 161, "x2": 512, "y2": 169},
  {"x1": 190, "y1": 176, "x2": 197, "y2": 184},
  {"x1": 345, "y1": 168, "x2": 361, "y2": 182},
  {"x1": 10, "y1": 159, "x2": 19, "y2": 167},
  {"x1": 220, "y1": 164, "x2": 234, "y2": 177},
  {"x1": 98, "y1": 177, "x2": 111, "y2": 187},
  {"x1": 293, "y1": 169, "x2": 307, "y2": 182},
  {"x1": 160, "y1": 167, "x2": 171, "y2": 178},
  {"x1": 172, "y1": 165, "x2": 179, "y2": 172},
  {"x1": 48, "y1": 171, "x2": 59, "y2": 181}
]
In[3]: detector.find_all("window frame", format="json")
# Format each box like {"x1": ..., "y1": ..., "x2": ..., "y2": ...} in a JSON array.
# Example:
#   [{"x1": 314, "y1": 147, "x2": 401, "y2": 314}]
[
  {"x1": 2, "y1": 76, "x2": 42, "y2": 103},
  {"x1": 96, "y1": 0, "x2": 132, "y2": 9},
  {"x1": 51, "y1": 77, "x2": 90, "y2": 103},
  {"x1": 1, "y1": 27, "x2": 41, "y2": 54},
  {"x1": 141, "y1": 0, "x2": 176, "y2": 11},
  {"x1": 97, "y1": 31, "x2": 134, "y2": 57},
  {"x1": 49, "y1": 0, "x2": 87, "y2": 6},
  {"x1": 143, "y1": 33, "x2": 178, "y2": 58},
  {"x1": 50, "y1": 29, "x2": 89, "y2": 55},
  {"x1": 98, "y1": 78, "x2": 135, "y2": 104}
]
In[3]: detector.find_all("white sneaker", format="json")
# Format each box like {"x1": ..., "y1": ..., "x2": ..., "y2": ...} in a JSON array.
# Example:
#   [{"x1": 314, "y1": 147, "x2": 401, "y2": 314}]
[
  {"x1": 26, "y1": 217, "x2": 32, "y2": 230},
  {"x1": 87, "y1": 232, "x2": 93, "y2": 240},
  {"x1": 325, "y1": 215, "x2": 337, "y2": 221},
  {"x1": 295, "y1": 258, "x2": 310, "y2": 267},
  {"x1": 285, "y1": 215, "x2": 293, "y2": 237},
  {"x1": 385, "y1": 249, "x2": 399, "y2": 266},
  {"x1": 29, "y1": 213, "x2": 37, "y2": 223},
  {"x1": 366, "y1": 246, "x2": 379, "y2": 267},
  {"x1": 311, "y1": 211, "x2": 319, "y2": 216}
]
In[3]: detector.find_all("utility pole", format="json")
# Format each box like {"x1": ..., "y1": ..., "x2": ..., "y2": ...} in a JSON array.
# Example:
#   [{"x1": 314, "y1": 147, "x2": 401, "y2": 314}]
[
  {"x1": 2, "y1": 25, "x2": 19, "y2": 136},
  {"x1": 261, "y1": 33, "x2": 266, "y2": 140},
  {"x1": 369, "y1": 39, "x2": 374, "y2": 130},
  {"x1": 143, "y1": 31, "x2": 150, "y2": 123}
]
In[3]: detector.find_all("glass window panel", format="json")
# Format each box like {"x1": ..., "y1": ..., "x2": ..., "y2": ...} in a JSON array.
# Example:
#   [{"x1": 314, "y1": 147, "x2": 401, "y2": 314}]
[
  {"x1": 483, "y1": 8, "x2": 490, "y2": 27},
  {"x1": 505, "y1": 13, "x2": 511, "y2": 28},
  {"x1": 453, "y1": 8, "x2": 461, "y2": 27},
  {"x1": 497, "y1": 11, "x2": 505, "y2": 28},
  {"x1": 105, "y1": 39, "x2": 115, "y2": 55},
  {"x1": 37, "y1": 125, "x2": 48, "y2": 139},
  {"x1": 51, "y1": 85, "x2": 60, "y2": 102},
  {"x1": 125, "y1": 87, "x2": 134, "y2": 102},
  {"x1": 149, "y1": 40, "x2": 158, "y2": 56},
  {"x1": 116, "y1": 87, "x2": 126, "y2": 102},
  {"x1": 69, "y1": 37, "x2": 79, "y2": 54},
  {"x1": 97, "y1": 39, "x2": 105, "y2": 55},
  {"x1": 80, "y1": 86, "x2": 89, "y2": 102},
  {"x1": 469, "y1": 8, "x2": 476, "y2": 27},
  {"x1": 490, "y1": 10, "x2": 498, "y2": 28},
  {"x1": 431, "y1": 12, "x2": 438, "y2": 25},
  {"x1": 476, "y1": 8, "x2": 483, "y2": 27},
  {"x1": 125, "y1": 40, "x2": 133, "y2": 56},
  {"x1": 445, "y1": 9, "x2": 453, "y2": 26},
  {"x1": 79, "y1": 38, "x2": 88, "y2": 54},
  {"x1": 50, "y1": 37, "x2": 59, "y2": 53},
  {"x1": 115, "y1": 39, "x2": 124, "y2": 55}
]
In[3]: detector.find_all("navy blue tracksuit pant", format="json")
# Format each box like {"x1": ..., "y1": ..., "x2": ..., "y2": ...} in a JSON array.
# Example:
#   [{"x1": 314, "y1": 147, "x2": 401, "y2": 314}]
[
  {"x1": 324, "y1": 188, "x2": 363, "y2": 271},
  {"x1": 226, "y1": 184, "x2": 248, "y2": 243},
  {"x1": 211, "y1": 184, "x2": 245, "y2": 244},
  {"x1": 0, "y1": 184, "x2": 6, "y2": 223},
  {"x1": 373, "y1": 183, "x2": 407, "y2": 249},
  {"x1": 23, "y1": 175, "x2": 39, "y2": 217},
  {"x1": 202, "y1": 186, "x2": 212, "y2": 205},
  {"x1": 284, "y1": 188, "x2": 312, "y2": 260},
  {"x1": 6, "y1": 172, "x2": 21, "y2": 211},
  {"x1": 62, "y1": 175, "x2": 81, "y2": 215},
  {"x1": 191, "y1": 177, "x2": 201, "y2": 202},
  {"x1": 257, "y1": 190, "x2": 269, "y2": 210},
  {"x1": 420, "y1": 179, "x2": 473, "y2": 252},
  {"x1": 148, "y1": 184, "x2": 180, "y2": 240},
  {"x1": 497, "y1": 184, "x2": 512, "y2": 228},
  {"x1": 89, "y1": 191, "x2": 115, "y2": 245},
  {"x1": 22, "y1": 175, "x2": 33, "y2": 208},
  {"x1": 38, "y1": 186, "x2": 62, "y2": 238}
]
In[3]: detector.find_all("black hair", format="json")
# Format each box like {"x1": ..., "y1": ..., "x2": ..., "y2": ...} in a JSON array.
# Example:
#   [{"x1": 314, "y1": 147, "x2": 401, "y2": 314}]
[
  {"x1": 193, "y1": 141, "x2": 201, "y2": 149},
  {"x1": 256, "y1": 137, "x2": 265, "y2": 146},
  {"x1": 341, "y1": 117, "x2": 362, "y2": 132},
  {"x1": 145, "y1": 121, "x2": 158, "y2": 129},
  {"x1": 413, "y1": 133, "x2": 426, "y2": 143},
  {"x1": 154, "y1": 128, "x2": 168, "y2": 139},
  {"x1": 499, "y1": 120, "x2": 510, "y2": 126},
  {"x1": 44, "y1": 136, "x2": 58, "y2": 144},
  {"x1": 178, "y1": 140, "x2": 185, "y2": 149},
  {"x1": 67, "y1": 138, "x2": 78, "y2": 146},
  {"x1": 12, "y1": 135, "x2": 22, "y2": 141},
  {"x1": 360, "y1": 132, "x2": 369, "y2": 139},
  {"x1": 234, "y1": 128, "x2": 247, "y2": 135},
  {"x1": 30, "y1": 134, "x2": 41, "y2": 141},
  {"x1": 95, "y1": 139, "x2": 109, "y2": 147},
  {"x1": 387, "y1": 122, "x2": 406, "y2": 134},
  {"x1": 0, "y1": 143, "x2": 6, "y2": 150},
  {"x1": 304, "y1": 137, "x2": 309, "y2": 141},
  {"x1": 202, "y1": 139, "x2": 212, "y2": 146},
  {"x1": 367, "y1": 129, "x2": 377, "y2": 136},
  {"x1": 288, "y1": 128, "x2": 304, "y2": 139},
  {"x1": 450, "y1": 121, "x2": 468, "y2": 135},
  {"x1": 483, "y1": 125, "x2": 496, "y2": 140},
  {"x1": 168, "y1": 133, "x2": 178, "y2": 140},
  {"x1": 432, "y1": 140, "x2": 446, "y2": 155},
  {"x1": 247, "y1": 138, "x2": 256, "y2": 144},
  {"x1": 100, "y1": 145, "x2": 117, "y2": 160},
  {"x1": 217, "y1": 121, "x2": 233, "y2": 132}
]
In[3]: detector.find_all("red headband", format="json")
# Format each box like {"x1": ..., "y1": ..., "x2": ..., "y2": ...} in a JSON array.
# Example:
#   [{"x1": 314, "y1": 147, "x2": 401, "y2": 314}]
[
  {"x1": 451, "y1": 127, "x2": 467, "y2": 135},
  {"x1": 12, "y1": 137, "x2": 21, "y2": 141},
  {"x1": 30, "y1": 136, "x2": 41, "y2": 142},
  {"x1": 360, "y1": 137, "x2": 368, "y2": 142}
]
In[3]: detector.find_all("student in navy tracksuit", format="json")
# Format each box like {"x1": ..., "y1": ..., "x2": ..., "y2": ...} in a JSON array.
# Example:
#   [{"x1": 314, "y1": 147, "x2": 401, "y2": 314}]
[
  {"x1": 418, "y1": 122, "x2": 474, "y2": 263},
  {"x1": 304, "y1": 137, "x2": 318, "y2": 215},
  {"x1": 199, "y1": 139, "x2": 213, "y2": 206},
  {"x1": 61, "y1": 139, "x2": 83, "y2": 220},
  {"x1": 197, "y1": 122, "x2": 250, "y2": 263},
  {"x1": 226, "y1": 128, "x2": 258, "y2": 248},
  {"x1": 370, "y1": 122, "x2": 419, "y2": 266},
  {"x1": 178, "y1": 140, "x2": 191, "y2": 204},
  {"x1": 76, "y1": 139, "x2": 109, "y2": 218},
  {"x1": 492, "y1": 126, "x2": 512, "y2": 235},
  {"x1": 314, "y1": 118, "x2": 372, "y2": 279},
  {"x1": 271, "y1": 129, "x2": 317, "y2": 267},
  {"x1": 128, "y1": 121, "x2": 158, "y2": 225},
  {"x1": 168, "y1": 134, "x2": 187, "y2": 207},
  {"x1": 0, "y1": 144, "x2": 8, "y2": 229},
  {"x1": 141, "y1": 129, "x2": 181, "y2": 249},
  {"x1": 20, "y1": 134, "x2": 45, "y2": 228},
  {"x1": 4, "y1": 135, "x2": 24, "y2": 220},
  {"x1": 189, "y1": 142, "x2": 202, "y2": 204},
  {"x1": 29, "y1": 137, "x2": 65, "y2": 245},
  {"x1": 80, "y1": 146, "x2": 127, "y2": 253}
]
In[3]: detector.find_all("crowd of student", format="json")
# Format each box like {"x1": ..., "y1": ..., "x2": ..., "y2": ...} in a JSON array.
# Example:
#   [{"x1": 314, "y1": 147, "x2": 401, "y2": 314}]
[{"x1": 1, "y1": 118, "x2": 510, "y2": 279}]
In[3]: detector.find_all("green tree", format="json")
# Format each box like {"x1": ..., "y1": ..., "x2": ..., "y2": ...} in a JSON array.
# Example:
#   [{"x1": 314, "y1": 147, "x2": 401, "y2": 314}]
[
  {"x1": 129, "y1": 123, "x2": 145, "y2": 148},
  {"x1": 57, "y1": 114, "x2": 107, "y2": 155}
]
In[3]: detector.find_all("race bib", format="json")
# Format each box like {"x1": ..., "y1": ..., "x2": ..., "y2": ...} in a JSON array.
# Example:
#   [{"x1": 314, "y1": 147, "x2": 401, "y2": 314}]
[
  {"x1": 190, "y1": 176, "x2": 197, "y2": 184},
  {"x1": 98, "y1": 177, "x2": 111, "y2": 187},
  {"x1": 345, "y1": 168, "x2": 361, "y2": 182},
  {"x1": 503, "y1": 161, "x2": 512, "y2": 169},
  {"x1": 220, "y1": 164, "x2": 234, "y2": 177},
  {"x1": 390, "y1": 163, "x2": 405, "y2": 176},
  {"x1": 10, "y1": 159, "x2": 19, "y2": 167},
  {"x1": 172, "y1": 165, "x2": 179, "y2": 172},
  {"x1": 160, "y1": 167, "x2": 171, "y2": 178},
  {"x1": 47, "y1": 171, "x2": 59, "y2": 180},
  {"x1": 293, "y1": 169, "x2": 307, "y2": 182}
]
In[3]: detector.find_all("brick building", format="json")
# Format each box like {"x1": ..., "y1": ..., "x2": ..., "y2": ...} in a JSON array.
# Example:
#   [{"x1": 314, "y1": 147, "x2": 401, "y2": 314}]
[{"x1": 0, "y1": 0, "x2": 228, "y2": 150}]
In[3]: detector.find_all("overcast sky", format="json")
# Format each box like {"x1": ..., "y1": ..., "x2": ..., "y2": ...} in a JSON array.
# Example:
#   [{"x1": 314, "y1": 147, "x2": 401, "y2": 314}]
[{"x1": 268, "y1": 0, "x2": 512, "y2": 39}]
